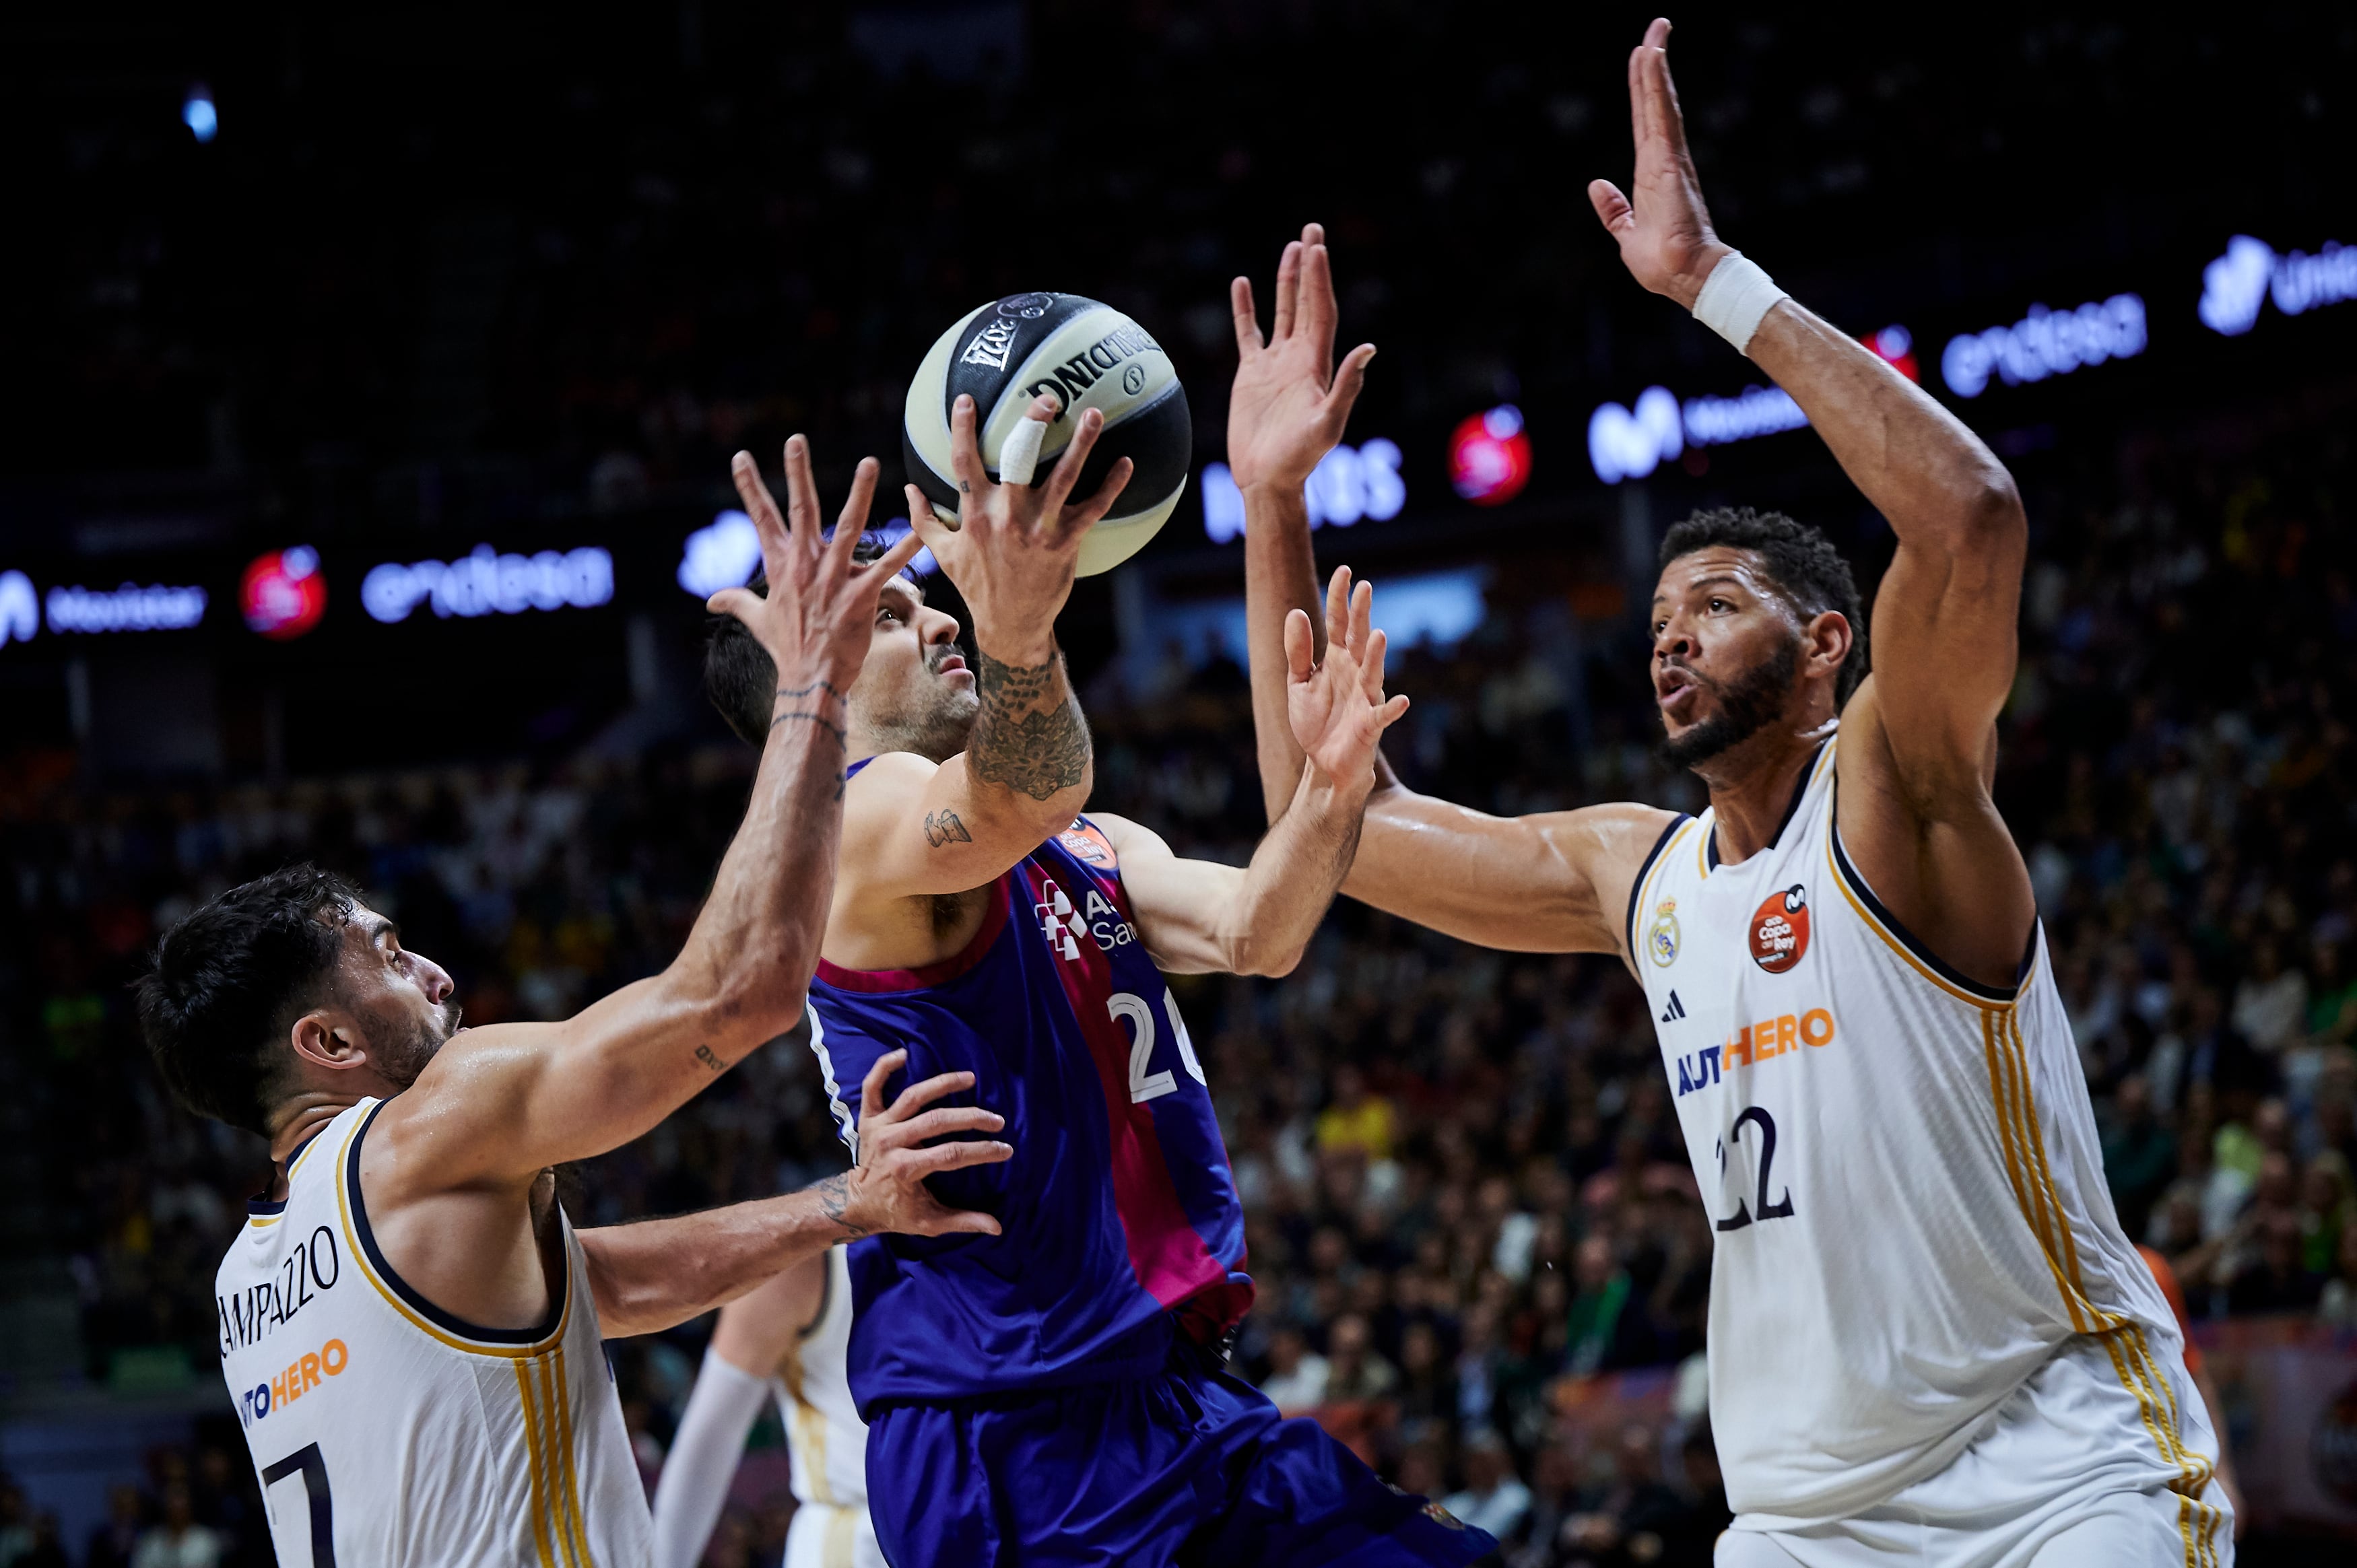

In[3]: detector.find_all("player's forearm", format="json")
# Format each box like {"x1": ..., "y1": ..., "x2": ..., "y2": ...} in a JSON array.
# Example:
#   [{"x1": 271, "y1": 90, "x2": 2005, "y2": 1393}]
[
  {"x1": 963, "y1": 640, "x2": 1093, "y2": 827},
  {"x1": 665, "y1": 681, "x2": 849, "y2": 1065},
  {"x1": 580, "y1": 1178, "x2": 861, "y2": 1338},
  {"x1": 1242, "y1": 481, "x2": 1321, "y2": 823},
  {"x1": 1216, "y1": 762, "x2": 1368, "y2": 976},
  {"x1": 1742, "y1": 294, "x2": 2024, "y2": 552}
]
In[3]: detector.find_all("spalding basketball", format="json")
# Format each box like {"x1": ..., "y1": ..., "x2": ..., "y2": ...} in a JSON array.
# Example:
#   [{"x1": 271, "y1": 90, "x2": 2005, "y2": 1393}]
[{"x1": 903, "y1": 293, "x2": 1191, "y2": 577}]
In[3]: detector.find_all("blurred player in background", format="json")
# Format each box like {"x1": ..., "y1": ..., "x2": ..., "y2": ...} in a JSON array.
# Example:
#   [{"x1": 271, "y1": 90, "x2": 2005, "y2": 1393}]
[
  {"x1": 1236, "y1": 20, "x2": 2232, "y2": 1568},
  {"x1": 651, "y1": 1246, "x2": 879, "y2": 1568},
  {"x1": 139, "y1": 444, "x2": 1011, "y2": 1566},
  {"x1": 704, "y1": 399, "x2": 1485, "y2": 1566}
]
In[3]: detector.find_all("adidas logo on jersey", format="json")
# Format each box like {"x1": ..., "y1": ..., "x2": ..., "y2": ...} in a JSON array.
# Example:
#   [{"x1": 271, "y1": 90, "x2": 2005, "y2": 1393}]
[{"x1": 1660, "y1": 991, "x2": 1687, "y2": 1023}]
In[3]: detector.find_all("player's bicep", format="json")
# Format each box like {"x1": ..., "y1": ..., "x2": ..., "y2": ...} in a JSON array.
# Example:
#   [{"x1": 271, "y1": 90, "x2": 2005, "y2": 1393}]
[
  {"x1": 841, "y1": 751, "x2": 1066, "y2": 898},
  {"x1": 1858, "y1": 520, "x2": 2024, "y2": 805},
  {"x1": 1089, "y1": 813, "x2": 1244, "y2": 974},
  {"x1": 1345, "y1": 793, "x2": 1662, "y2": 957},
  {"x1": 385, "y1": 975, "x2": 708, "y2": 1184}
]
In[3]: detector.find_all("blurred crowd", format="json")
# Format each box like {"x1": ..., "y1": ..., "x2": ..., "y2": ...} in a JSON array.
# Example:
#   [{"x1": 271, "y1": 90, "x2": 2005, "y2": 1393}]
[{"x1": 0, "y1": 414, "x2": 2349, "y2": 1563}]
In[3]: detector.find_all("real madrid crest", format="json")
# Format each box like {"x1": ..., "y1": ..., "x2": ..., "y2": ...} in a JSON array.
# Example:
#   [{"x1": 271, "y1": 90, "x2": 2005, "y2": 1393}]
[{"x1": 1648, "y1": 897, "x2": 1681, "y2": 967}]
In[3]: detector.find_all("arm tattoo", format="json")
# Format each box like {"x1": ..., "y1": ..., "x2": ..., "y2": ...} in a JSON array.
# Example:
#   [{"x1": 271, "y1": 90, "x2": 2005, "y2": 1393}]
[
  {"x1": 694, "y1": 1044, "x2": 723, "y2": 1072},
  {"x1": 968, "y1": 649, "x2": 1091, "y2": 801},
  {"x1": 814, "y1": 1172, "x2": 872, "y2": 1238},
  {"x1": 924, "y1": 809, "x2": 974, "y2": 848}
]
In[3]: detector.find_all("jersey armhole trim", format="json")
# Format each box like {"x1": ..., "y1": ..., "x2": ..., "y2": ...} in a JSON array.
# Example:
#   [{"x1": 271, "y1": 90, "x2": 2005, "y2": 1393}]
[
  {"x1": 797, "y1": 1249, "x2": 835, "y2": 1340},
  {"x1": 816, "y1": 873, "x2": 1013, "y2": 993},
  {"x1": 1826, "y1": 815, "x2": 2028, "y2": 1007},
  {"x1": 1624, "y1": 814, "x2": 1693, "y2": 960},
  {"x1": 339, "y1": 1099, "x2": 571, "y2": 1354}
]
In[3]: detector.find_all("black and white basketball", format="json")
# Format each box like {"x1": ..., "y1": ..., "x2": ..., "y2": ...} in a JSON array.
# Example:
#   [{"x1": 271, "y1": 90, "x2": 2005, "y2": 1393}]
[{"x1": 902, "y1": 293, "x2": 1191, "y2": 577}]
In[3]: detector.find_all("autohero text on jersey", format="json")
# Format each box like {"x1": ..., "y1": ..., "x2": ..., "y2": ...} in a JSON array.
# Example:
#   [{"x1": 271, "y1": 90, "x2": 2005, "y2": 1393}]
[
  {"x1": 217, "y1": 1225, "x2": 341, "y2": 1355},
  {"x1": 1673, "y1": 1007, "x2": 1836, "y2": 1097},
  {"x1": 237, "y1": 1336, "x2": 351, "y2": 1428}
]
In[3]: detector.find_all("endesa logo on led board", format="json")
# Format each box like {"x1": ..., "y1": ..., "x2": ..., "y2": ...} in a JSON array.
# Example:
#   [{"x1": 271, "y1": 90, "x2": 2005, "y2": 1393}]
[{"x1": 362, "y1": 545, "x2": 614, "y2": 625}]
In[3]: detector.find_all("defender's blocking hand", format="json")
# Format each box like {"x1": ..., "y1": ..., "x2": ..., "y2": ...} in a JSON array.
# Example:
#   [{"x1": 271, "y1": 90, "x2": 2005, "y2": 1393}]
[
  {"x1": 709, "y1": 440, "x2": 924, "y2": 703},
  {"x1": 1587, "y1": 18, "x2": 1734, "y2": 310},
  {"x1": 1227, "y1": 223, "x2": 1376, "y2": 494},
  {"x1": 832, "y1": 1049, "x2": 1011, "y2": 1239},
  {"x1": 1285, "y1": 566, "x2": 1409, "y2": 792}
]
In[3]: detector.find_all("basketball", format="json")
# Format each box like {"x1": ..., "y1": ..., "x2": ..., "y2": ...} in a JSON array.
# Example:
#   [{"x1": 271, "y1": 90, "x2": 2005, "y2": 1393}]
[{"x1": 902, "y1": 292, "x2": 1191, "y2": 576}]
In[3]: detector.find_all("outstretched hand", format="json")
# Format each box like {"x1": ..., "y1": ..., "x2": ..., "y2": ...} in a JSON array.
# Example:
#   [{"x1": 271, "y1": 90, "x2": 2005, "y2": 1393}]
[
  {"x1": 904, "y1": 393, "x2": 1132, "y2": 658},
  {"x1": 1285, "y1": 566, "x2": 1409, "y2": 790},
  {"x1": 1227, "y1": 224, "x2": 1376, "y2": 493},
  {"x1": 709, "y1": 439, "x2": 925, "y2": 700},
  {"x1": 1587, "y1": 18, "x2": 1733, "y2": 309},
  {"x1": 826, "y1": 1049, "x2": 1011, "y2": 1239}
]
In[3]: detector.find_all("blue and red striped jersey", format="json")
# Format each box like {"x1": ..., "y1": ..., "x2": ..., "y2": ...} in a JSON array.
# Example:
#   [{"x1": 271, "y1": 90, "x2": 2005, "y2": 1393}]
[{"x1": 807, "y1": 806, "x2": 1251, "y2": 1412}]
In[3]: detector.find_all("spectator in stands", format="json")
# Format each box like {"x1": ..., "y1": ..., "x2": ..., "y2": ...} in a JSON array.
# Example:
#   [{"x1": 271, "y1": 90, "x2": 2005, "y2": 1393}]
[
  {"x1": 86, "y1": 1483, "x2": 146, "y2": 1568},
  {"x1": 1563, "y1": 1235, "x2": 1657, "y2": 1376},
  {"x1": 2226, "y1": 1210, "x2": 2326, "y2": 1316},
  {"x1": 130, "y1": 1482, "x2": 221, "y2": 1568},
  {"x1": 1437, "y1": 1429, "x2": 1531, "y2": 1544},
  {"x1": 1315, "y1": 1063, "x2": 1397, "y2": 1161},
  {"x1": 1323, "y1": 1311, "x2": 1401, "y2": 1404},
  {"x1": 2100, "y1": 1072, "x2": 2179, "y2": 1238},
  {"x1": 1259, "y1": 1325, "x2": 1329, "y2": 1414}
]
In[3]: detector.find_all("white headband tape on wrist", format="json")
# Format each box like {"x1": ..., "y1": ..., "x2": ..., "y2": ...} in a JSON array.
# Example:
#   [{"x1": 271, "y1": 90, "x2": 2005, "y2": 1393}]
[
  {"x1": 997, "y1": 412, "x2": 1050, "y2": 487},
  {"x1": 1690, "y1": 250, "x2": 1789, "y2": 355}
]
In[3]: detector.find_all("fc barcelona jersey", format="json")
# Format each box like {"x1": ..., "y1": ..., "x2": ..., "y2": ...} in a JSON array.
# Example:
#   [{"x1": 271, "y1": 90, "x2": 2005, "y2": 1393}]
[{"x1": 807, "y1": 785, "x2": 1251, "y2": 1412}]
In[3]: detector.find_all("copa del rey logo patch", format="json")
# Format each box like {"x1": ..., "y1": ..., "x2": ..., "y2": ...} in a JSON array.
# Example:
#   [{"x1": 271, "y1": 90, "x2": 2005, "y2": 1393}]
[{"x1": 1750, "y1": 884, "x2": 1811, "y2": 973}]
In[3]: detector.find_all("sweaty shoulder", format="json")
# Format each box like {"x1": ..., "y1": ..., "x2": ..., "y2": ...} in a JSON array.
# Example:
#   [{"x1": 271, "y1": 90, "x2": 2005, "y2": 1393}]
[{"x1": 1581, "y1": 803, "x2": 1686, "y2": 967}]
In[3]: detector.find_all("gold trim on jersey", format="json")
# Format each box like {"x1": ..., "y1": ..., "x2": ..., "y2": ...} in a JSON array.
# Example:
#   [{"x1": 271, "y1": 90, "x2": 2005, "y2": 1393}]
[
  {"x1": 330, "y1": 1103, "x2": 572, "y2": 1359},
  {"x1": 1979, "y1": 1007, "x2": 2222, "y2": 1565},
  {"x1": 512, "y1": 1347, "x2": 601, "y2": 1568},
  {"x1": 1823, "y1": 834, "x2": 2036, "y2": 1009}
]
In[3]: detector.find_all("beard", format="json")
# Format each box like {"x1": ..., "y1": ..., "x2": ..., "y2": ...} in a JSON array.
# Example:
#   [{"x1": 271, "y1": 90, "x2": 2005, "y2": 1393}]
[
  {"x1": 1658, "y1": 638, "x2": 1799, "y2": 772},
  {"x1": 865, "y1": 644, "x2": 981, "y2": 763},
  {"x1": 377, "y1": 996, "x2": 462, "y2": 1089}
]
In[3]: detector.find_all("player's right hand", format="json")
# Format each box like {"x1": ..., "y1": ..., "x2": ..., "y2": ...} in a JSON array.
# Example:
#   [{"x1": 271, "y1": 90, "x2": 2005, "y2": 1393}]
[
  {"x1": 1587, "y1": 18, "x2": 1734, "y2": 311},
  {"x1": 710, "y1": 438, "x2": 924, "y2": 702},
  {"x1": 835, "y1": 1049, "x2": 1011, "y2": 1239},
  {"x1": 1226, "y1": 223, "x2": 1376, "y2": 493},
  {"x1": 903, "y1": 393, "x2": 1130, "y2": 662}
]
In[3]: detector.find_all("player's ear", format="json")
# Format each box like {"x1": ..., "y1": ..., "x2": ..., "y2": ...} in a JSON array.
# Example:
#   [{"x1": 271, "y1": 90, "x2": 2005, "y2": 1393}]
[
  {"x1": 1803, "y1": 610, "x2": 1852, "y2": 683},
  {"x1": 290, "y1": 1011, "x2": 369, "y2": 1072}
]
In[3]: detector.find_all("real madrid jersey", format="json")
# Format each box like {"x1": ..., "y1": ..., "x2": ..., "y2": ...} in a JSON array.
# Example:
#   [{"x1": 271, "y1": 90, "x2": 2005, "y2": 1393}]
[
  {"x1": 1627, "y1": 738, "x2": 2214, "y2": 1524},
  {"x1": 772, "y1": 1246, "x2": 884, "y2": 1568},
  {"x1": 215, "y1": 1098, "x2": 653, "y2": 1567}
]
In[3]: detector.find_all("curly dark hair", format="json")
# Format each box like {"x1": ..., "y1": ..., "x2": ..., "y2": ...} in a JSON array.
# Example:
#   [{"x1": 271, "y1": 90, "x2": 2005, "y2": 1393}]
[
  {"x1": 135, "y1": 864, "x2": 359, "y2": 1136},
  {"x1": 1658, "y1": 506, "x2": 1868, "y2": 701}
]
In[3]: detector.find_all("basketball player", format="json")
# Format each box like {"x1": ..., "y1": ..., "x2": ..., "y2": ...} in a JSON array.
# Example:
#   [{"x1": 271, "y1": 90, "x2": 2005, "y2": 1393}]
[
  {"x1": 649, "y1": 1246, "x2": 879, "y2": 1568},
  {"x1": 702, "y1": 395, "x2": 1492, "y2": 1565},
  {"x1": 139, "y1": 442, "x2": 1020, "y2": 1567},
  {"x1": 1231, "y1": 21, "x2": 2232, "y2": 1568}
]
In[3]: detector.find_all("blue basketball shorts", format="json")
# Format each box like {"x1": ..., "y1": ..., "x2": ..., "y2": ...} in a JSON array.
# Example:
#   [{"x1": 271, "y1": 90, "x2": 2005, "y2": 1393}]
[{"x1": 863, "y1": 1343, "x2": 1497, "y2": 1568}]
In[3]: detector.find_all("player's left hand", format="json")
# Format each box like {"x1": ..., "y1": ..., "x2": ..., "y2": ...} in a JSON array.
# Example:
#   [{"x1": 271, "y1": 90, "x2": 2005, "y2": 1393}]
[
  {"x1": 1226, "y1": 223, "x2": 1376, "y2": 493},
  {"x1": 1285, "y1": 566, "x2": 1409, "y2": 791},
  {"x1": 832, "y1": 1050, "x2": 1011, "y2": 1239},
  {"x1": 1587, "y1": 18, "x2": 1734, "y2": 310}
]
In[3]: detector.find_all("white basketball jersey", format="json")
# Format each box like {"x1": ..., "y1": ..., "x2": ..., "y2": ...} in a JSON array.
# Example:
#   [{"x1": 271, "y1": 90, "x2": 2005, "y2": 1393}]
[
  {"x1": 1630, "y1": 740, "x2": 2216, "y2": 1524},
  {"x1": 215, "y1": 1099, "x2": 654, "y2": 1567},
  {"x1": 772, "y1": 1246, "x2": 882, "y2": 1568}
]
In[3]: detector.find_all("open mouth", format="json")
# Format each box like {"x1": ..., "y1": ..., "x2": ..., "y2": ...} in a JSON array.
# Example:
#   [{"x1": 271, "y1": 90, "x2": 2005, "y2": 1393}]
[
  {"x1": 1655, "y1": 667, "x2": 1702, "y2": 720},
  {"x1": 937, "y1": 652, "x2": 972, "y2": 683}
]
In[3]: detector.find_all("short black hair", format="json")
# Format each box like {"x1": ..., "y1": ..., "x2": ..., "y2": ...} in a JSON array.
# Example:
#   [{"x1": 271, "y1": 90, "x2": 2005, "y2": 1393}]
[
  {"x1": 135, "y1": 864, "x2": 360, "y2": 1136},
  {"x1": 1658, "y1": 506, "x2": 1868, "y2": 701},
  {"x1": 704, "y1": 531, "x2": 896, "y2": 747}
]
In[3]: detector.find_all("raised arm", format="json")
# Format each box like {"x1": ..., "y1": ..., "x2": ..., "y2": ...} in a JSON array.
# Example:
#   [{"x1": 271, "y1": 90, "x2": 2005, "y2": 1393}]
[
  {"x1": 374, "y1": 442, "x2": 922, "y2": 1185},
  {"x1": 1230, "y1": 230, "x2": 1667, "y2": 962},
  {"x1": 1589, "y1": 17, "x2": 2032, "y2": 982},
  {"x1": 1094, "y1": 568, "x2": 1405, "y2": 976},
  {"x1": 581, "y1": 1051, "x2": 1007, "y2": 1338},
  {"x1": 839, "y1": 393, "x2": 1134, "y2": 899}
]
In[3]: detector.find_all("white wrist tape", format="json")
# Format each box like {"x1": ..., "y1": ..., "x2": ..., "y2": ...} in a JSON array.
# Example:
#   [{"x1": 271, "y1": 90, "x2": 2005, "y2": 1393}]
[
  {"x1": 1690, "y1": 250, "x2": 1788, "y2": 355},
  {"x1": 997, "y1": 414, "x2": 1049, "y2": 487}
]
